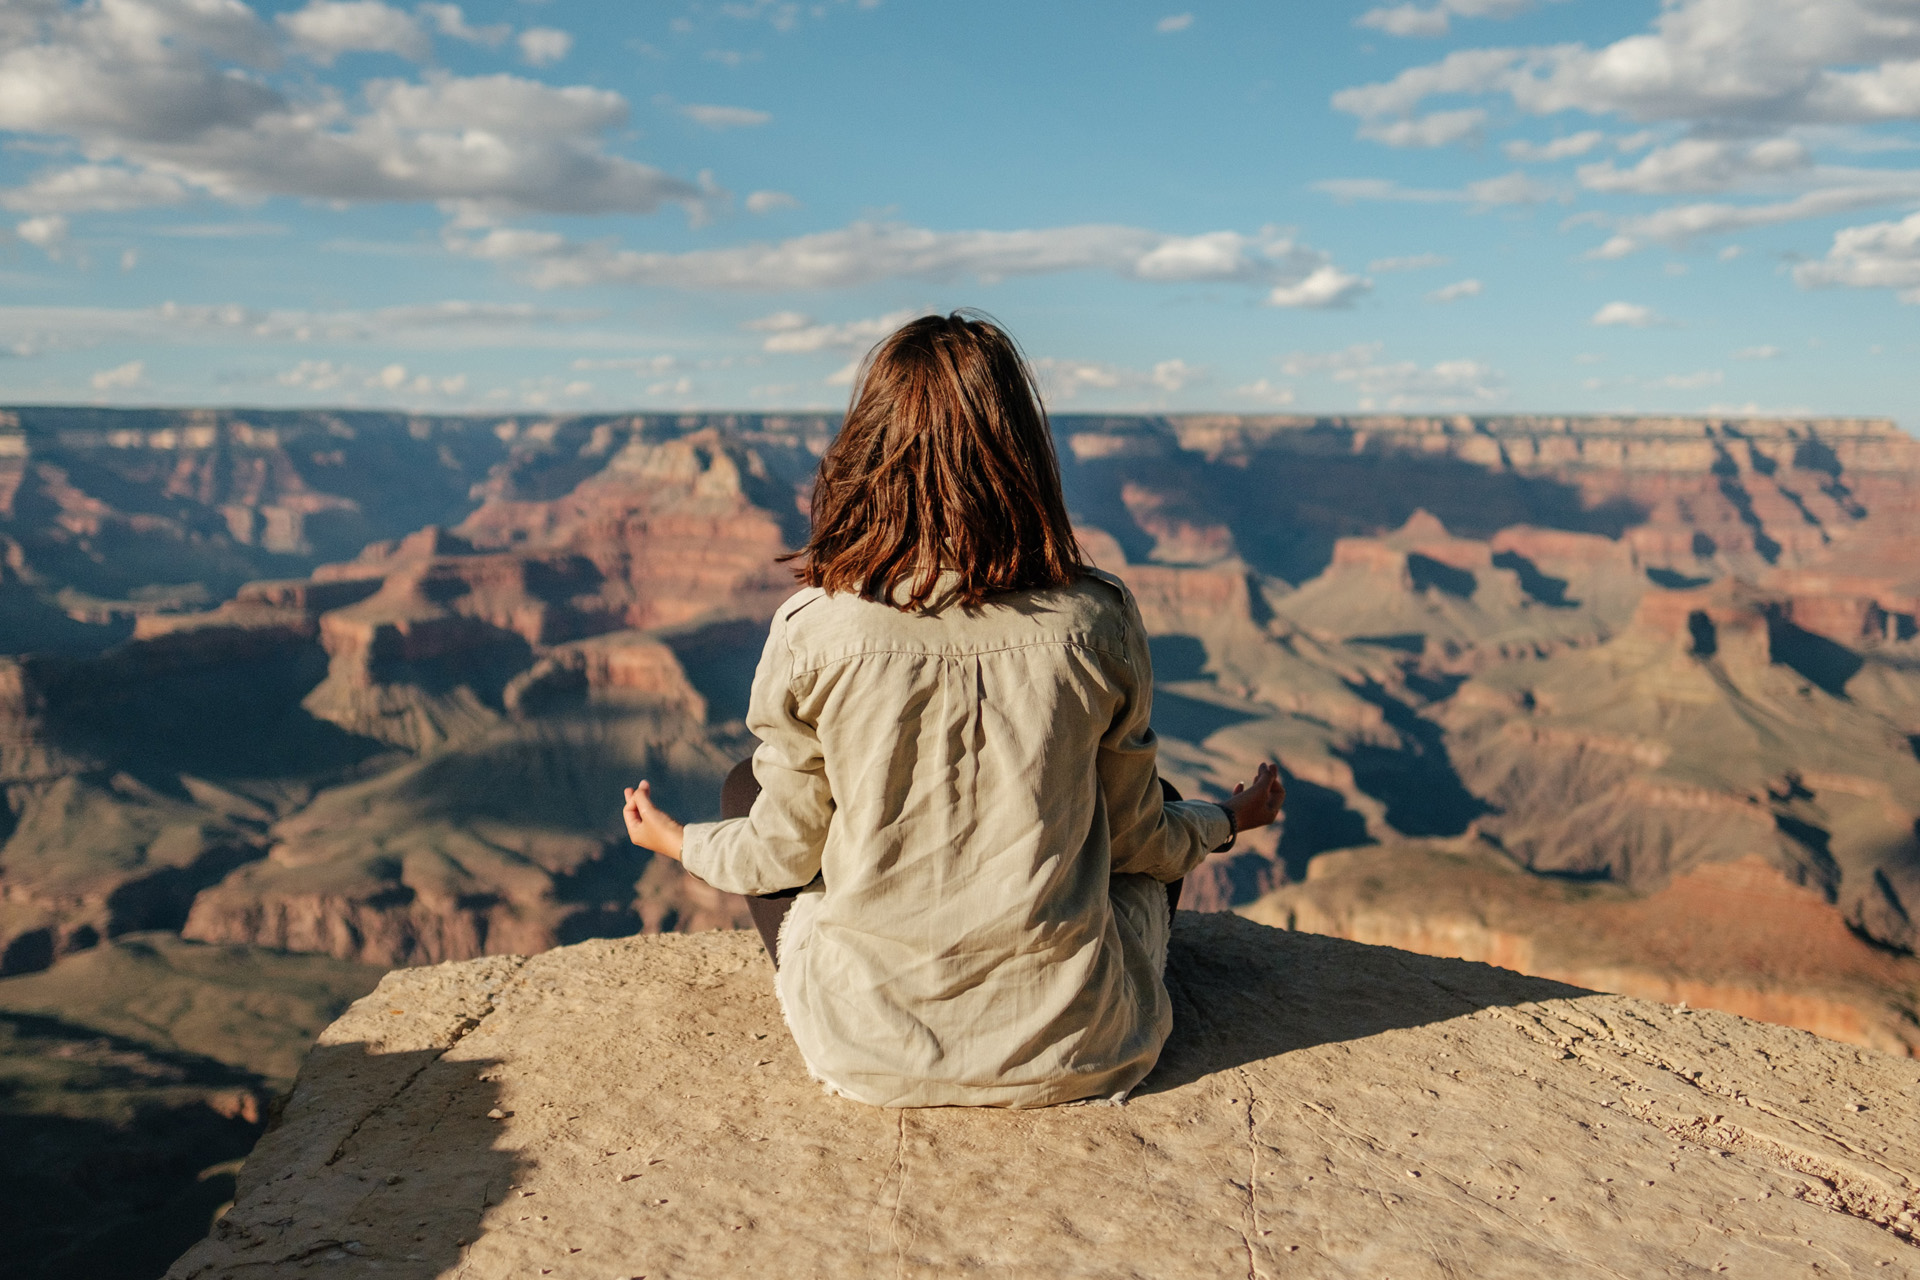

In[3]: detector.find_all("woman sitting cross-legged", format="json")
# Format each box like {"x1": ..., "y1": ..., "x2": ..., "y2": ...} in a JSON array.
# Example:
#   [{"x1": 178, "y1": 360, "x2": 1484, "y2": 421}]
[{"x1": 621, "y1": 310, "x2": 1284, "y2": 1109}]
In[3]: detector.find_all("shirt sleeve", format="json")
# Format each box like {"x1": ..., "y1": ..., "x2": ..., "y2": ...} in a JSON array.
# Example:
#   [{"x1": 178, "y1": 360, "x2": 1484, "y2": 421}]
[
  {"x1": 678, "y1": 608, "x2": 833, "y2": 897},
  {"x1": 1096, "y1": 580, "x2": 1232, "y2": 882}
]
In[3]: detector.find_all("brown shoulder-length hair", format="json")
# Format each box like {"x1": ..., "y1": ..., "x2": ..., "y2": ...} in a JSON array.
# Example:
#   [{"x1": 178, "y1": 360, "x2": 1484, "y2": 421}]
[{"x1": 787, "y1": 310, "x2": 1087, "y2": 610}]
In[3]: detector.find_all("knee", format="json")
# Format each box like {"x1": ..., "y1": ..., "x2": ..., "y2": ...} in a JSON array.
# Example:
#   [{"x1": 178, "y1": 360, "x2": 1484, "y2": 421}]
[{"x1": 721, "y1": 758, "x2": 760, "y2": 819}]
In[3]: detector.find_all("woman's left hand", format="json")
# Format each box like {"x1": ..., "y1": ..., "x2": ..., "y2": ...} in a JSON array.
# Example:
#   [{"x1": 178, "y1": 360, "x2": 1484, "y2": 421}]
[
  {"x1": 1224, "y1": 761, "x2": 1286, "y2": 832},
  {"x1": 623, "y1": 781, "x2": 685, "y2": 861}
]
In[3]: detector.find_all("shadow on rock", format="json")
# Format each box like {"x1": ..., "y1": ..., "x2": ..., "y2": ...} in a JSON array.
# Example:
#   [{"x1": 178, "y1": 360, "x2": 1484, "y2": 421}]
[
  {"x1": 1139, "y1": 913, "x2": 1589, "y2": 1094},
  {"x1": 168, "y1": 1036, "x2": 524, "y2": 1280}
]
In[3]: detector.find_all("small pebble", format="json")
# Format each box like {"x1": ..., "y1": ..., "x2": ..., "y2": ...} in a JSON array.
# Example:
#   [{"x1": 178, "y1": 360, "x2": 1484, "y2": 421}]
[
  {"x1": 486, "y1": 1108, "x2": 509, "y2": 1119},
  {"x1": 618, "y1": 1173, "x2": 641, "y2": 1183},
  {"x1": 1845, "y1": 1103, "x2": 1864, "y2": 1112}
]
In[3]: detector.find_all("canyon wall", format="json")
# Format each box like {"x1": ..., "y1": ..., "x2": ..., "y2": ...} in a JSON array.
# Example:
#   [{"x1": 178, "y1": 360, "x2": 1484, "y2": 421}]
[{"x1": 2, "y1": 407, "x2": 1918, "y2": 1058}]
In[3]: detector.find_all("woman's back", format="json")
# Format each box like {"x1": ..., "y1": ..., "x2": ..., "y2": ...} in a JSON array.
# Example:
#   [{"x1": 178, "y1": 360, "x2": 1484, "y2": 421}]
[
  {"x1": 622, "y1": 310, "x2": 1281, "y2": 1108},
  {"x1": 682, "y1": 570, "x2": 1229, "y2": 1107}
]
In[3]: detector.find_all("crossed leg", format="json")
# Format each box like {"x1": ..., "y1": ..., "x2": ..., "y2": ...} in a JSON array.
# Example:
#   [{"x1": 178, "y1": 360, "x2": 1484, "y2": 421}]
[{"x1": 719, "y1": 758, "x2": 1185, "y2": 969}]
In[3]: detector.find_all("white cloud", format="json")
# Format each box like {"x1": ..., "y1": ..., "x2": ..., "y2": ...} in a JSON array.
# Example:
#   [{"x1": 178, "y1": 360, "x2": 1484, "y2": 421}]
[
  {"x1": 1368, "y1": 252, "x2": 1450, "y2": 272},
  {"x1": 1267, "y1": 264, "x2": 1370, "y2": 308},
  {"x1": 120, "y1": 247, "x2": 138, "y2": 271},
  {"x1": 1314, "y1": 173, "x2": 1559, "y2": 206},
  {"x1": 1591, "y1": 301, "x2": 1663, "y2": 327},
  {"x1": 1576, "y1": 137, "x2": 1811, "y2": 195},
  {"x1": 0, "y1": 298, "x2": 611, "y2": 358},
  {"x1": 572, "y1": 354, "x2": 680, "y2": 374},
  {"x1": 1151, "y1": 358, "x2": 1199, "y2": 391},
  {"x1": 1, "y1": 164, "x2": 188, "y2": 214},
  {"x1": 279, "y1": 357, "x2": 471, "y2": 397},
  {"x1": 91, "y1": 358, "x2": 145, "y2": 390},
  {"x1": 1357, "y1": 0, "x2": 1538, "y2": 39},
  {"x1": 1427, "y1": 277, "x2": 1483, "y2": 302},
  {"x1": 1347, "y1": 357, "x2": 1503, "y2": 409},
  {"x1": 1155, "y1": 13, "x2": 1193, "y2": 34},
  {"x1": 1030, "y1": 359, "x2": 1123, "y2": 401},
  {"x1": 15, "y1": 213, "x2": 68, "y2": 252},
  {"x1": 1331, "y1": 47, "x2": 1525, "y2": 120},
  {"x1": 518, "y1": 26, "x2": 572, "y2": 66},
  {"x1": 1656, "y1": 369, "x2": 1723, "y2": 389},
  {"x1": 369, "y1": 362, "x2": 409, "y2": 390},
  {"x1": 279, "y1": 1, "x2": 429, "y2": 64},
  {"x1": 678, "y1": 102, "x2": 772, "y2": 130},
  {"x1": 1584, "y1": 183, "x2": 1920, "y2": 257},
  {"x1": 153, "y1": 221, "x2": 287, "y2": 238},
  {"x1": 0, "y1": 4, "x2": 706, "y2": 219},
  {"x1": 1338, "y1": 0, "x2": 1920, "y2": 129},
  {"x1": 450, "y1": 219, "x2": 1370, "y2": 305},
  {"x1": 1315, "y1": 178, "x2": 1469, "y2": 204},
  {"x1": 1464, "y1": 170, "x2": 1564, "y2": 205},
  {"x1": 1735, "y1": 344, "x2": 1783, "y2": 360},
  {"x1": 1028, "y1": 356, "x2": 1202, "y2": 403},
  {"x1": 1282, "y1": 342, "x2": 1385, "y2": 378},
  {"x1": 419, "y1": 4, "x2": 509, "y2": 46},
  {"x1": 758, "y1": 309, "x2": 918, "y2": 353},
  {"x1": 743, "y1": 310, "x2": 811, "y2": 332},
  {"x1": 279, "y1": 358, "x2": 347, "y2": 390},
  {"x1": 1793, "y1": 209, "x2": 1920, "y2": 301},
  {"x1": 1282, "y1": 341, "x2": 1505, "y2": 409},
  {"x1": 1334, "y1": 0, "x2": 1920, "y2": 256},
  {"x1": 744, "y1": 189, "x2": 799, "y2": 214},
  {"x1": 1503, "y1": 131, "x2": 1605, "y2": 162},
  {"x1": 1234, "y1": 377, "x2": 1296, "y2": 406},
  {"x1": 1359, "y1": 108, "x2": 1487, "y2": 148}
]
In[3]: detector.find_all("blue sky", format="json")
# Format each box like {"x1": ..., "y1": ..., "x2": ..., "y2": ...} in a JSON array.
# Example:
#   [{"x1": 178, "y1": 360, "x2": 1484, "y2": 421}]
[{"x1": 2, "y1": 0, "x2": 1917, "y2": 426}]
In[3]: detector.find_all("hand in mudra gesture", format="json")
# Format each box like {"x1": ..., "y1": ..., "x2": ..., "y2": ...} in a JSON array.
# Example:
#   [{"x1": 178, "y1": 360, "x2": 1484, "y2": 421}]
[
  {"x1": 623, "y1": 781, "x2": 684, "y2": 861},
  {"x1": 1223, "y1": 761, "x2": 1285, "y2": 833}
]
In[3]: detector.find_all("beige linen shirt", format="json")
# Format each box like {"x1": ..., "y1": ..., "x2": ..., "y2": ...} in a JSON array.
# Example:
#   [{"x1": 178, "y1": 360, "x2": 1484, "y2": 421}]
[{"x1": 679, "y1": 569, "x2": 1230, "y2": 1108}]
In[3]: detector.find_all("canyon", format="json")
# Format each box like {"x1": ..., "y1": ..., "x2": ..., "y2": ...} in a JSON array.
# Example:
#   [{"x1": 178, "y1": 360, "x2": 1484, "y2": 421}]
[{"x1": 3, "y1": 405, "x2": 1919, "y2": 1274}]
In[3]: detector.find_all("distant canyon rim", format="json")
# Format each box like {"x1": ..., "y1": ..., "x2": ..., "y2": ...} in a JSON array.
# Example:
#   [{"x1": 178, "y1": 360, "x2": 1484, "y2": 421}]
[{"x1": 1, "y1": 405, "x2": 1917, "y2": 1060}]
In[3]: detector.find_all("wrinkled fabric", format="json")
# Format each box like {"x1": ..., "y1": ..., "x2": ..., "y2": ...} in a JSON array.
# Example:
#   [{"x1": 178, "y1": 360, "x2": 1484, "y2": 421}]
[{"x1": 679, "y1": 569, "x2": 1230, "y2": 1108}]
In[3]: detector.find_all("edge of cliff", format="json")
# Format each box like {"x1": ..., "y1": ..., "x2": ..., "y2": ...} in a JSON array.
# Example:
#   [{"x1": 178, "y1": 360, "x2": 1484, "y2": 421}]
[{"x1": 169, "y1": 913, "x2": 1918, "y2": 1279}]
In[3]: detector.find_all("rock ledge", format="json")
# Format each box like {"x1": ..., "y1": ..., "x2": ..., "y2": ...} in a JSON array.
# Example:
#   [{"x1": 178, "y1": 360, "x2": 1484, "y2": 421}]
[{"x1": 171, "y1": 914, "x2": 1919, "y2": 1279}]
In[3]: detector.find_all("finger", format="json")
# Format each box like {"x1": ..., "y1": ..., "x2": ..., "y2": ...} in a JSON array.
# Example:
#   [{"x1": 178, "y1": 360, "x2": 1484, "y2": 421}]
[{"x1": 1233, "y1": 782, "x2": 1245, "y2": 795}]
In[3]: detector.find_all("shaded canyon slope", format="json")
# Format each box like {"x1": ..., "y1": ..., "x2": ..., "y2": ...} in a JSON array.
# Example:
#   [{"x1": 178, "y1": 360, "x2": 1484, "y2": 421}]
[{"x1": 2, "y1": 407, "x2": 1919, "y2": 1058}]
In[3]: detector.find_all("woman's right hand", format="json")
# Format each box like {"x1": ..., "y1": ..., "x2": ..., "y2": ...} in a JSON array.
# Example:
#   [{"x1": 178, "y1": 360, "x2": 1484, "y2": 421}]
[{"x1": 1224, "y1": 761, "x2": 1286, "y2": 832}]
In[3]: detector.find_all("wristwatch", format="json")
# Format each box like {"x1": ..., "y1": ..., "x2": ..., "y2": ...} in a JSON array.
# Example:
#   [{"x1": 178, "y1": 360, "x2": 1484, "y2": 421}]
[{"x1": 1211, "y1": 802, "x2": 1237, "y2": 854}]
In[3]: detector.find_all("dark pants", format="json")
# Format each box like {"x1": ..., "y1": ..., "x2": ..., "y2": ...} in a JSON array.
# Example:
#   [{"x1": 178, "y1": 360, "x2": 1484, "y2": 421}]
[{"x1": 722, "y1": 760, "x2": 1185, "y2": 967}]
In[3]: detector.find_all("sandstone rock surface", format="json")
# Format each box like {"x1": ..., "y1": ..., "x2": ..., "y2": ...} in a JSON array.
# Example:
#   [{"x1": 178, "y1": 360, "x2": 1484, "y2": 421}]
[{"x1": 171, "y1": 914, "x2": 1918, "y2": 1279}]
